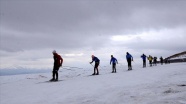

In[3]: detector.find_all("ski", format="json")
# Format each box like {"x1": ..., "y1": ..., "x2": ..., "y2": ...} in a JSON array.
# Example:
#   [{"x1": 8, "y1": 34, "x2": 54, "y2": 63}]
[
  {"x1": 87, "y1": 74, "x2": 100, "y2": 77},
  {"x1": 36, "y1": 80, "x2": 63, "y2": 84},
  {"x1": 48, "y1": 80, "x2": 63, "y2": 82}
]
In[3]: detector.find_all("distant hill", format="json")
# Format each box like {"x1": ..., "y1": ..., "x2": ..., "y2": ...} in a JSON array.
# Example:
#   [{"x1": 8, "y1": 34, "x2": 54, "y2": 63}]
[{"x1": 165, "y1": 51, "x2": 186, "y2": 63}]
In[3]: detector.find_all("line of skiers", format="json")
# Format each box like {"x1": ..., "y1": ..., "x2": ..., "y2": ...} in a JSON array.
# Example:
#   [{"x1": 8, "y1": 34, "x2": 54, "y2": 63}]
[
  {"x1": 50, "y1": 50, "x2": 167, "y2": 81},
  {"x1": 141, "y1": 54, "x2": 165, "y2": 68},
  {"x1": 89, "y1": 52, "x2": 133, "y2": 75}
]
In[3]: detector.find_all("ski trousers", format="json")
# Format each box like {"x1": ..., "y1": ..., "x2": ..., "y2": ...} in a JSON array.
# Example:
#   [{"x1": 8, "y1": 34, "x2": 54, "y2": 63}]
[{"x1": 53, "y1": 65, "x2": 60, "y2": 79}]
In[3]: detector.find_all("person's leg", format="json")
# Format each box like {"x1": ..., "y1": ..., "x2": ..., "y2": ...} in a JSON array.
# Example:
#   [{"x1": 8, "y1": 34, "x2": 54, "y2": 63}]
[
  {"x1": 113, "y1": 63, "x2": 116, "y2": 72},
  {"x1": 114, "y1": 63, "x2": 116, "y2": 72},
  {"x1": 50, "y1": 66, "x2": 56, "y2": 81},
  {"x1": 143, "y1": 60, "x2": 145, "y2": 67},
  {"x1": 129, "y1": 61, "x2": 132, "y2": 70},
  {"x1": 96, "y1": 67, "x2": 99, "y2": 75},
  {"x1": 51, "y1": 71, "x2": 55, "y2": 80},
  {"x1": 92, "y1": 63, "x2": 97, "y2": 75},
  {"x1": 112, "y1": 64, "x2": 114, "y2": 73},
  {"x1": 96, "y1": 62, "x2": 99, "y2": 75},
  {"x1": 127, "y1": 60, "x2": 130, "y2": 70},
  {"x1": 56, "y1": 71, "x2": 58, "y2": 80},
  {"x1": 151, "y1": 61, "x2": 152, "y2": 66},
  {"x1": 55, "y1": 67, "x2": 59, "y2": 81},
  {"x1": 128, "y1": 59, "x2": 132, "y2": 70},
  {"x1": 53, "y1": 71, "x2": 57, "y2": 80}
]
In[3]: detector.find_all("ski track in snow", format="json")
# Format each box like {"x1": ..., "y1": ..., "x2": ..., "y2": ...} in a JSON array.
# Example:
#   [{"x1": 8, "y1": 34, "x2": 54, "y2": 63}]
[{"x1": 0, "y1": 63, "x2": 186, "y2": 104}]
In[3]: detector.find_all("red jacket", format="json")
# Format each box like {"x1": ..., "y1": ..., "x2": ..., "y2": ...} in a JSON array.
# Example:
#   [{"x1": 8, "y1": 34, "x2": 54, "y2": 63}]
[{"x1": 53, "y1": 53, "x2": 63, "y2": 67}]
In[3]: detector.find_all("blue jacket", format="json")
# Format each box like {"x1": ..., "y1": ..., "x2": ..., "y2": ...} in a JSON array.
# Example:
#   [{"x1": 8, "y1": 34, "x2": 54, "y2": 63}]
[
  {"x1": 141, "y1": 54, "x2": 146, "y2": 60},
  {"x1": 126, "y1": 53, "x2": 133, "y2": 60},
  {"x1": 92, "y1": 57, "x2": 100, "y2": 62},
  {"x1": 110, "y1": 57, "x2": 118, "y2": 64}
]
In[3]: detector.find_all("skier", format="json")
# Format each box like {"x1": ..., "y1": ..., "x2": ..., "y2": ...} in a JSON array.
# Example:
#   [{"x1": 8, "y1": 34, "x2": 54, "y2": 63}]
[
  {"x1": 90, "y1": 55, "x2": 100, "y2": 75},
  {"x1": 110, "y1": 55, "x2": 118, "y2": 73},
  {"x1": 50, "y1": 50, "x2": 63, "y2": 81},
  {"x1": 141, "y1": 54, "x2": 147, "y2": 68},
  {"x1": 153, "y1": 57, "x2": 157, "y2": 66},
  {"x1": 160, "y1": 56, "x2": 164, "y2": 65},
  {"x1": 148, "y1": 55, "x2": 153, "y2": 67},
  {"x1": 126, "y1": 52, "x2": 133, "y2": 71}
]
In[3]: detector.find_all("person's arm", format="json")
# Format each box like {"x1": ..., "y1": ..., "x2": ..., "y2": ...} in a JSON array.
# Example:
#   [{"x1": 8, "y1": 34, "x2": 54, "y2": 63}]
[
  {"x1": 59, "y1": 55, "x2": 63, "y2": 67},
  {"x1": 90, "y1": 58, "x2": 94, "y2": 64},
  {"x1": 110, "y1": 58, "x2": 112, "y2": 65},
  {"x1": 60, "y1": 57, "x2": 63, "y2": 67}
]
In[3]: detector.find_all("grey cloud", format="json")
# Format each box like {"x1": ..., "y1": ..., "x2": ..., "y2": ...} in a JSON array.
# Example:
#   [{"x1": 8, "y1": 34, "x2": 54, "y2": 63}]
[
  {"x1": 0, "y1": 0, "x2": 186, "y2": 64},
  {"x1": 1, "y1": 0, "x2": 186, "y2": 34}
]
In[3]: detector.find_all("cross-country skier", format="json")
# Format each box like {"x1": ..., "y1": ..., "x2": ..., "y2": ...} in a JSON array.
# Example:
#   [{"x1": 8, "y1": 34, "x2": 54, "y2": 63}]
[
  {"x1": 153, "y1": 57, "x2": 157, "y2": 66},
  {"x1": 126, "y1": 52, "x2": 133, "y2": 70},
  {"x1": 110, "y1": 55, "x2": 118, "y2": 73},
  {"x1": 50, "y1": 50, "x2": 63, "y2": 81},
  {"x1": 90, "y1": 55, "x2": 100, "y2": 75},
  {"x1": 141, "y1": 54, "x2": 147, "y2": 68},
  {"x1": 148, "y1": 55, "x2": 153, "y2": 67},
  {"x1": 160, "y1": 56, "x2": 164, "y2": 65}
]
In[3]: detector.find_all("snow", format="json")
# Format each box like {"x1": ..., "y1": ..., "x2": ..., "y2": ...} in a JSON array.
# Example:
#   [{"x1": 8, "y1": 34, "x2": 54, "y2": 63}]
[
  {"x1": 0, "y1": 63, "x2": 186, "y2": 104},
  {"x1": 169, "y1": 54, "x2": 186, "y2": 60}
]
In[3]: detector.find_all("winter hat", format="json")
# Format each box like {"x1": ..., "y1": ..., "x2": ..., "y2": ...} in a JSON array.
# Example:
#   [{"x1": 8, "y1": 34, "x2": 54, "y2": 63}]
[
  {"x1": 91, "y1": 55, "x2": 94, "y2": 58},
  {"x1": 52, "y1": 50, "x2": 56, "y2": 53}
]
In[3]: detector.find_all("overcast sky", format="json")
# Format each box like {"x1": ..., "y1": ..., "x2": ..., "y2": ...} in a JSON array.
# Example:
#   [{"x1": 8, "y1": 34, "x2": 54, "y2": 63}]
[{"x1": 0, "y1": 0, "x2": 186, "y2": 69}]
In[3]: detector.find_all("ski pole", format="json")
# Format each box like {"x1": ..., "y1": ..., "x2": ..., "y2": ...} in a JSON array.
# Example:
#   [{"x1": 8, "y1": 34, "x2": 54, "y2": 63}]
[
  {"x1": 90, "y1": 63, "x2": 94, "y2": 67},
  {"x1": 133, "y1": 60, "x2": 136, "y2": 64}
]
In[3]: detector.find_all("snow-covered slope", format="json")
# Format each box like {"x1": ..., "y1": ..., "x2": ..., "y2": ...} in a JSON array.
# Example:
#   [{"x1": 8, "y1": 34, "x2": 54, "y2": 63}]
[
  {"x1": 167, "y1": 51, "x2": 186, "y2": 60},
  {"x1": 0, "y1": 63, "x2": 186, "y2": 104},
  {"x1": 170, "y1": 54, "x2": 186, "y2": 60}
]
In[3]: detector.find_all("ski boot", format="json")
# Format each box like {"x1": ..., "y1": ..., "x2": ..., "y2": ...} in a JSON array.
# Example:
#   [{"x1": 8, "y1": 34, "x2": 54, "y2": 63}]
[
  {"x1": 50, "y1": 78, "x2": 55, "y2": 81},
  {"x1": 92, "y1": 73, "x2": 96, "y2": 75}
]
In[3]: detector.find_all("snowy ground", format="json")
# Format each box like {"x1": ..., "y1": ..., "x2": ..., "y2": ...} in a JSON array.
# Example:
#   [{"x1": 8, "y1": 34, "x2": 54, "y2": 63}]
[{"x1": 0, "y1": 63, "x2": 186, "y2": 104}]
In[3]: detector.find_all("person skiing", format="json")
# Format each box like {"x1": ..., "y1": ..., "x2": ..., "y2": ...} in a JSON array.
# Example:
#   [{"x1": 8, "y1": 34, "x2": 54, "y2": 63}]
[
  {"x1": 90, "y1": 55, "x2": 100, "y2": 75},
  {"x1": 141, "y1": 54, "x2": 147, "y2": 68},
  {"x1": 50, "y1": 50, "x2": 63, "y2": 81},
  {"x1": 148, "y1": 55, "x2": 153, "y2": 67},
  {"x1": 153, "y1": 56, "x2": 157, "y2": 66},
  {"x1": 160, "y1": 56, "x2": 164, "y2": 65},
  {"x1": 110, "y1": 55, "x2": 118, "y2": 73},
  {"x1": 126, "y1": 52, "x2": 133, "y2": 71}
]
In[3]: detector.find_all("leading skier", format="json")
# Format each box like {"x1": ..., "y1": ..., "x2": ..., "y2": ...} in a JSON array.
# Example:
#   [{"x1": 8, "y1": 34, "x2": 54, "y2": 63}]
[{"x1": 50, "y1": 50, "x2": 63, "y2": 81}]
